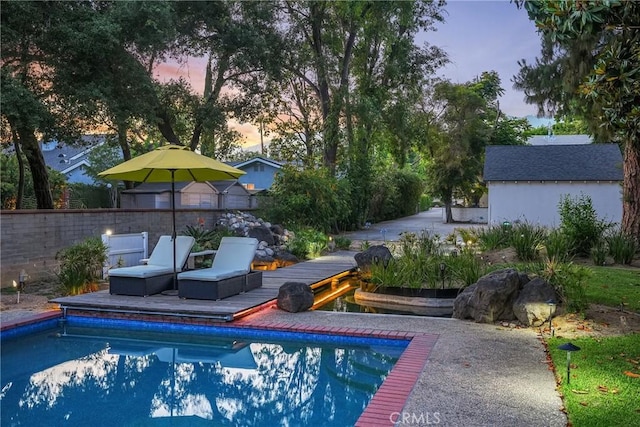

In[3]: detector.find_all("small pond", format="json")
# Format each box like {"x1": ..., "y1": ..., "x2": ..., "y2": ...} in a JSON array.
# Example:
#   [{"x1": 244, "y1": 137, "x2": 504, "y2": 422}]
[{"x1": 313, "y1": 279, "x2": 458, "y2": 317}]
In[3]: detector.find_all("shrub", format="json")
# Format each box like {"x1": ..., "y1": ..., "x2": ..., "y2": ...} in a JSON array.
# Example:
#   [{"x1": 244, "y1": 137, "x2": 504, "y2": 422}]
[
  {"x1": 419, "y1": 194, "x2": 433, "y2": 211},
  {"x1": 473, "y1": 224, "x2": 511, "y2": 251},
  {"x1": 537, "y1": 259, "x2": 590, "y2": 313},
  {"x1": 558, "y1": 194, "x2": 613, "y2": 256},
  {"x1": 333, "y1": 236, "x2": 352, "y2": 250},
  {"x1": 510, "y1": 222, "x2": 546, "y2": 261},
  {"x1": 590, "y1": 239, "x2": 608, "y2": 266},
  {"x1": 183, "y1": 224, "x2": 234, "y2": 251},
  {"x1": 286, "y1": 228, "x2": 329, "y2": 259},
  {"x1": 260, "y1": 167, "x2": 351, "y2": 233},
  {"x1": 369, "y1": 169, "x2": 425, "y2": 222},
  {"x1": 545, "y1": 229, "x2": 572, "y2": 263},
  {"x1": 447, "y1": 251, "x2": 486, "y2": 286},
  {"x1": 56, "y1": 237, "x2": 108, "y2": 295},
  {"x1": 606, "y1": 230, "x2": 638, "y2": 265}
]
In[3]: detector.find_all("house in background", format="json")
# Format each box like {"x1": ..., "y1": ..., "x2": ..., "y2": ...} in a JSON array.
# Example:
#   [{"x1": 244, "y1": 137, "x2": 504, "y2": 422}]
[
  {"x1": 228, "y1": 157, "x2": 283, "y2": 190},
  {"x1": 41, "y1": 135, "x2": 110, "y2": 184},
  {"x1": 528, "y1": 134, "x2": 592, "y2": 146},
  {"x1": 483, "y1": 144, "x2": 623, "y2": 227},
  {"x1": 120, "y1": 180, "x2": 255, "y2": 210}
]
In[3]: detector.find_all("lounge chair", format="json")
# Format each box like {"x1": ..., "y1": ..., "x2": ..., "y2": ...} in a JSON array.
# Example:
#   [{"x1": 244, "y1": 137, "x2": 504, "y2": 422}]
[
  {"x1": 178, "y1": 237, "x2": 262, "y2": 300},
  {"x1": 108, "y1": 235, "x2": 195, "y2": 296}
]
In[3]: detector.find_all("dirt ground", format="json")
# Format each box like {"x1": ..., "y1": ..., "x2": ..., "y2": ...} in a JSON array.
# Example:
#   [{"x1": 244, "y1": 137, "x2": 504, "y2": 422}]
[{"x1": 2, "y1": 258, "x2": 639, "y2": 339}]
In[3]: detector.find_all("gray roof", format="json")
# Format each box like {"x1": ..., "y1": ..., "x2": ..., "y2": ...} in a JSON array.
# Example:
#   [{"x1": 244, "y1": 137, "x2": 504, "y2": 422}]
[
  {"x1": 41, "y1": 135, "x2": 110, "y2": 173},
  {"x1": 484, "y1": 144, "x2": 623, "y2": 182}
]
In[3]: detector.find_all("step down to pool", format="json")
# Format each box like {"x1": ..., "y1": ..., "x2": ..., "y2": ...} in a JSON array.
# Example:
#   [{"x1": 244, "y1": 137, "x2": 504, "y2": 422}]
[{"x1": 50, "y1": 251, "x2": 358, "y2": 323}]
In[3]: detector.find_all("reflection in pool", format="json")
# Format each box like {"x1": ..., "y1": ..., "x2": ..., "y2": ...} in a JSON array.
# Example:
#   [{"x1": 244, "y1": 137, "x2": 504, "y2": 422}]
[{"x1": 1, "y1": 320, "x2": 405, "y2": 426}]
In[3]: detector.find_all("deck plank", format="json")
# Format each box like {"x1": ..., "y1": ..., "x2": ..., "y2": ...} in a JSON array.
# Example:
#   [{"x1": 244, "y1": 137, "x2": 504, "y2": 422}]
[{"x1": 51, "y1": 250, "x2": 358, "y2": 322}]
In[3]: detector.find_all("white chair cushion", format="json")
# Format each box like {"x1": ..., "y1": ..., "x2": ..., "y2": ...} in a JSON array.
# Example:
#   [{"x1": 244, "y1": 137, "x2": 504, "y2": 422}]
[
  {"x1": 108, "y1": 265, "x2": 174, "y2": 278},
  {"x1": 177, "y1": 237, "x2": 258, "y2": 283},
  {"x1": 178, "y1": 268, "x2": 247, "y2": 282},
  {"x1": 147, "y1": 235, "x2": 195, "y2": 269}
]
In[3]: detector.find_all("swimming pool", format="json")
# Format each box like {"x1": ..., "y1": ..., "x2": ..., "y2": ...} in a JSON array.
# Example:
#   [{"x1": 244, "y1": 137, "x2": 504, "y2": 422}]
[{"x1": 1, "y1": 316, "x2": 408, "y2": 426}]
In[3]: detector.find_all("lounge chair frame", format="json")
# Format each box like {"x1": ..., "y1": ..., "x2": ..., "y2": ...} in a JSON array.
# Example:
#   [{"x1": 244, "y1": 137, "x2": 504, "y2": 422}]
[
  {"x1": 109, "y1": 235, "x2": 195, "y2": 296},
  {"x1": 178, "y1": 236, "x2": 262, "y2": 300}
]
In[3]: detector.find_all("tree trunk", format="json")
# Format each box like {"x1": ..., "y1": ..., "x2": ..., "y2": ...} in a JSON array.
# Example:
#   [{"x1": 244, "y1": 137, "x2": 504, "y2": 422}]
[
  {"x1": 622, "y1": 140, "x2": 640, "y2": 244},
  {"x1": 116, "y1": 121, "x2": 135, "y2": 190},
  {"x1": 444, "y1": 200, "x2": 453, "y2": 224},
  {"x1": 17, "y1": 126, "x2": 53, "y2": 209},
  {"x1": 11, "y1": 129, "x2": 25, "y2": 209}
]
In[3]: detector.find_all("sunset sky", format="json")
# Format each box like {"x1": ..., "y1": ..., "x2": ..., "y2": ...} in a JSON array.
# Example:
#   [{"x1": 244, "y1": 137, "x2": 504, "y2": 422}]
[{"x1": 155, "y1": 1, "x2": 544, "y2": 148}]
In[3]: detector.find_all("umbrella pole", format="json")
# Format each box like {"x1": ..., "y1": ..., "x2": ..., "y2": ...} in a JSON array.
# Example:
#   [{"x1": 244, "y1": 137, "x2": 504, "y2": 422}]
[{"x1": 171, "y1": 170, "x2": 177, "y2": 291}]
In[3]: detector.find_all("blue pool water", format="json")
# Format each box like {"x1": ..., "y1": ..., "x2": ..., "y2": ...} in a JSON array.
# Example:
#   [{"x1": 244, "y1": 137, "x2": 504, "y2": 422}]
[{"x1": 1, "y1": 317, "x2": 406, "y2": 426}]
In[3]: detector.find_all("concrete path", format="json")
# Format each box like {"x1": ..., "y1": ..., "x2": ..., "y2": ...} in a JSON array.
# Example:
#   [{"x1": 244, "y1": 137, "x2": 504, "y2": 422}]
[
  {"x1": 254, "y1": 309, "x2": 566, "y2": 427},
  {"x1": 340, "y1": 208, "x2": 483, "y2": 243}
]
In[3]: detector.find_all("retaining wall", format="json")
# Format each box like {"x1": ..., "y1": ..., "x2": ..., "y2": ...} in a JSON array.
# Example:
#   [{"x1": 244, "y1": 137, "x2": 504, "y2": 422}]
[{"x1": 0, "y1": 208, "x2": 250, "y2": 287}]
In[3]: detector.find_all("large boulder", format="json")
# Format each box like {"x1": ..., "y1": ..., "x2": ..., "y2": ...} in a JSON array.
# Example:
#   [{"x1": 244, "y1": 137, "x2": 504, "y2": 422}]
[
  {"x1": 354, "y1": 245, "x2": 393, "y2": 270},
  {"x1": 453, "y1": 269, "x2": 521, "y2": 323},
  {"x1": 277, "y1": 282, "x2": 314, "y2": 313},
  {"x1": 512, "y1": 277, "x2": 558, "y2": 326},
  {"x1": 248, "y1": 225, "x2": 275, "y2": 246}
]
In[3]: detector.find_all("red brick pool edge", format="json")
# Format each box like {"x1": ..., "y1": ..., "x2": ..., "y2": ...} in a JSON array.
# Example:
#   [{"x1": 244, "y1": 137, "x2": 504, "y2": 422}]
[{"x1": 2, "y1": 309, "x2": 438, "y2": 426}]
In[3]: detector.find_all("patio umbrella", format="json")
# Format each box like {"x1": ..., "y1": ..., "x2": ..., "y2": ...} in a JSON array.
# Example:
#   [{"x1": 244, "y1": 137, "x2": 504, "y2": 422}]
[{"x1": 99, "y1": 144, "x2": 245, "y2": 293}]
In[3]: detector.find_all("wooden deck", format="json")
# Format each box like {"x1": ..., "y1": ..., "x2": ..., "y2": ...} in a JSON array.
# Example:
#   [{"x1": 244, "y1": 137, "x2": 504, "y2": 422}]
[{"x1": 51, "y1": 251, "x2": 358, "y2": 322}]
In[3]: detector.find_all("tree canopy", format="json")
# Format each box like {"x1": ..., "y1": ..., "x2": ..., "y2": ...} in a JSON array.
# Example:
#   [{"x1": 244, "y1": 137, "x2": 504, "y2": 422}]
[{"x1": 514, "y1": 0, "x2": 640, "y2": 242}]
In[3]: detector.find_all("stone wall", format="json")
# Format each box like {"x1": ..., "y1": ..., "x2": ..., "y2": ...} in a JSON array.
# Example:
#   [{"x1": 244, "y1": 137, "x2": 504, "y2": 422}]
[{"x1": 0, "y1": 208, "x2": 251, "y2": 287}]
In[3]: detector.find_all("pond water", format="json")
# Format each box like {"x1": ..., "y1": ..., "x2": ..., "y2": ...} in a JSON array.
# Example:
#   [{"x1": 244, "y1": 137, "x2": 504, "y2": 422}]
[
  {"x1": 314, "y1": 280, "x2": 455, "y2": 317},
  {"x1": 1, "y1": 319, "x2": 405, "y2": 426}
]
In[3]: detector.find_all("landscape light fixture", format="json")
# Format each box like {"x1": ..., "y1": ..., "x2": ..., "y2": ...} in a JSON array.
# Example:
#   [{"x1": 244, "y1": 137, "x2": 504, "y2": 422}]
[
  {"x1": 547, "y1": 299, "x2": 556, "y2": 337},
  {"x1": 439, "y1": 263, "x2": 446, "y2": 289},
  {"x1": 558, "y1": 342, "x2": 581, "y2": 384}
]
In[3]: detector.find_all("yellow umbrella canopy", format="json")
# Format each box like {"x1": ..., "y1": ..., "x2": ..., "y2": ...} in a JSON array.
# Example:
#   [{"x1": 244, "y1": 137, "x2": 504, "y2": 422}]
[
  {"x1": 98, "y1": 144, "x2": 245, "y2": 182},
  {"x1": 99, "y1": 144, "x2": 245, "y2": 293}
]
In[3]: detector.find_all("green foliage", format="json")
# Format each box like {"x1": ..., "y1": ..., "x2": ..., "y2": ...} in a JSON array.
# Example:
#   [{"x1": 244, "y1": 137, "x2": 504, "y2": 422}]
[
  {"x1": 286, "y1": 228, "x2": 329, "y2": 260},
  {"x1": 368, "y1": 169, "x2": 424, "y2": 222},
  {"x1": 510, "y1": 222, "x2": 546, "y2": 261},
  {"x1": 590, "y1": 239, "x2": 608, "y2": 266},
  {"x1": 544, "y1": 229, "x2": 572, "y2": 263},
  {"x1": 558, "y1": 194, "x2": 612, "y2": 257},
  {"x1": 0, "y1": 152, "x2": 68, "y2": 209},
  {"x1": 183, "y1": 224, "x2": 234, "y2": 252},
  {"x1": 56, "y1": 237, "x2": 108, "y2": 295},
  {"x1": 333, "y1": 236, "x2": 351, "y2": 250},
  {"x1": 370, "y1": 231, "x2": 484, "y2": 289},
  {"x1": 606, "y1": 230, "x2": 638, "y2": 265},
  {"x1": 447, "y1": 250, "x2": 486, "y2": 287},
  {"x1": 68, "y1": 183, "x2": 113, "y2": 208},
  {"x1": 535, "y1": 258, "x2": 590, "y2": 313},
  {"x1": 419, "y1": 194, "x2": 432, "y2": 211},
  {"x1": 472, "y1": 224, "x2": 512, "y2": 251},
  {"x1": 261, "y1": 167, "x2": 351, "y2": 233},
  {"x1": 516, "y1": 0, "x2": 640, "y2": 243}
]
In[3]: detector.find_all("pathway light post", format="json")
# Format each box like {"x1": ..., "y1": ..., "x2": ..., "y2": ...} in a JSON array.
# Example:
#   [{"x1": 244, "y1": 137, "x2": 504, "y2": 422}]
[{"x1": 558, "y1": 342, "x2": 581, "y2": 384}]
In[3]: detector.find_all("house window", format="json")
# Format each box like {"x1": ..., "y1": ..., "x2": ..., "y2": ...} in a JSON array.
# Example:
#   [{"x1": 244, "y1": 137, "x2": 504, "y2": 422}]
[
  {"x1": 184, "y1": 193, "x2": 214, "y2": 208},
  {"x1": 156, "y1": 193, "x2": 170, "y2": 209},
  {"x1": 260, "y1": 164, "x2": 265, "y2": 171},
  {"x1": 254, "y1": 165, "x2": 259, "y2": 172}
]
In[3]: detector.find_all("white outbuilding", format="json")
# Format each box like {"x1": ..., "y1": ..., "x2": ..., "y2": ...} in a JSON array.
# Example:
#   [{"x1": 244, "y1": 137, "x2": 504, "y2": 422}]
[{"x1": 483, "y1": 144, "x2": 623, "y2": 227}]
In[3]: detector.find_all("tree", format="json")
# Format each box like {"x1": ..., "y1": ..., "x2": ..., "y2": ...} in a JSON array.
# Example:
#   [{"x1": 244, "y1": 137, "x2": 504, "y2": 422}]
[
  {"x1": 425, "y1": 80, "x2": 490, "y2": 222},
  {"x1": 514, "y1": 0, "x2": 640, "y2": 243},
  {"x1": 424, "y1": 72, "x2": 529, "y2": 222}
]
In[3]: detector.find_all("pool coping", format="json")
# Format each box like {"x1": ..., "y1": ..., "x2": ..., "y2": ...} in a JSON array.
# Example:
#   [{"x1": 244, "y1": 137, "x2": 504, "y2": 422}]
[{"x1": 1, "y1": 309, "x2": 438, "y2": 426}]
